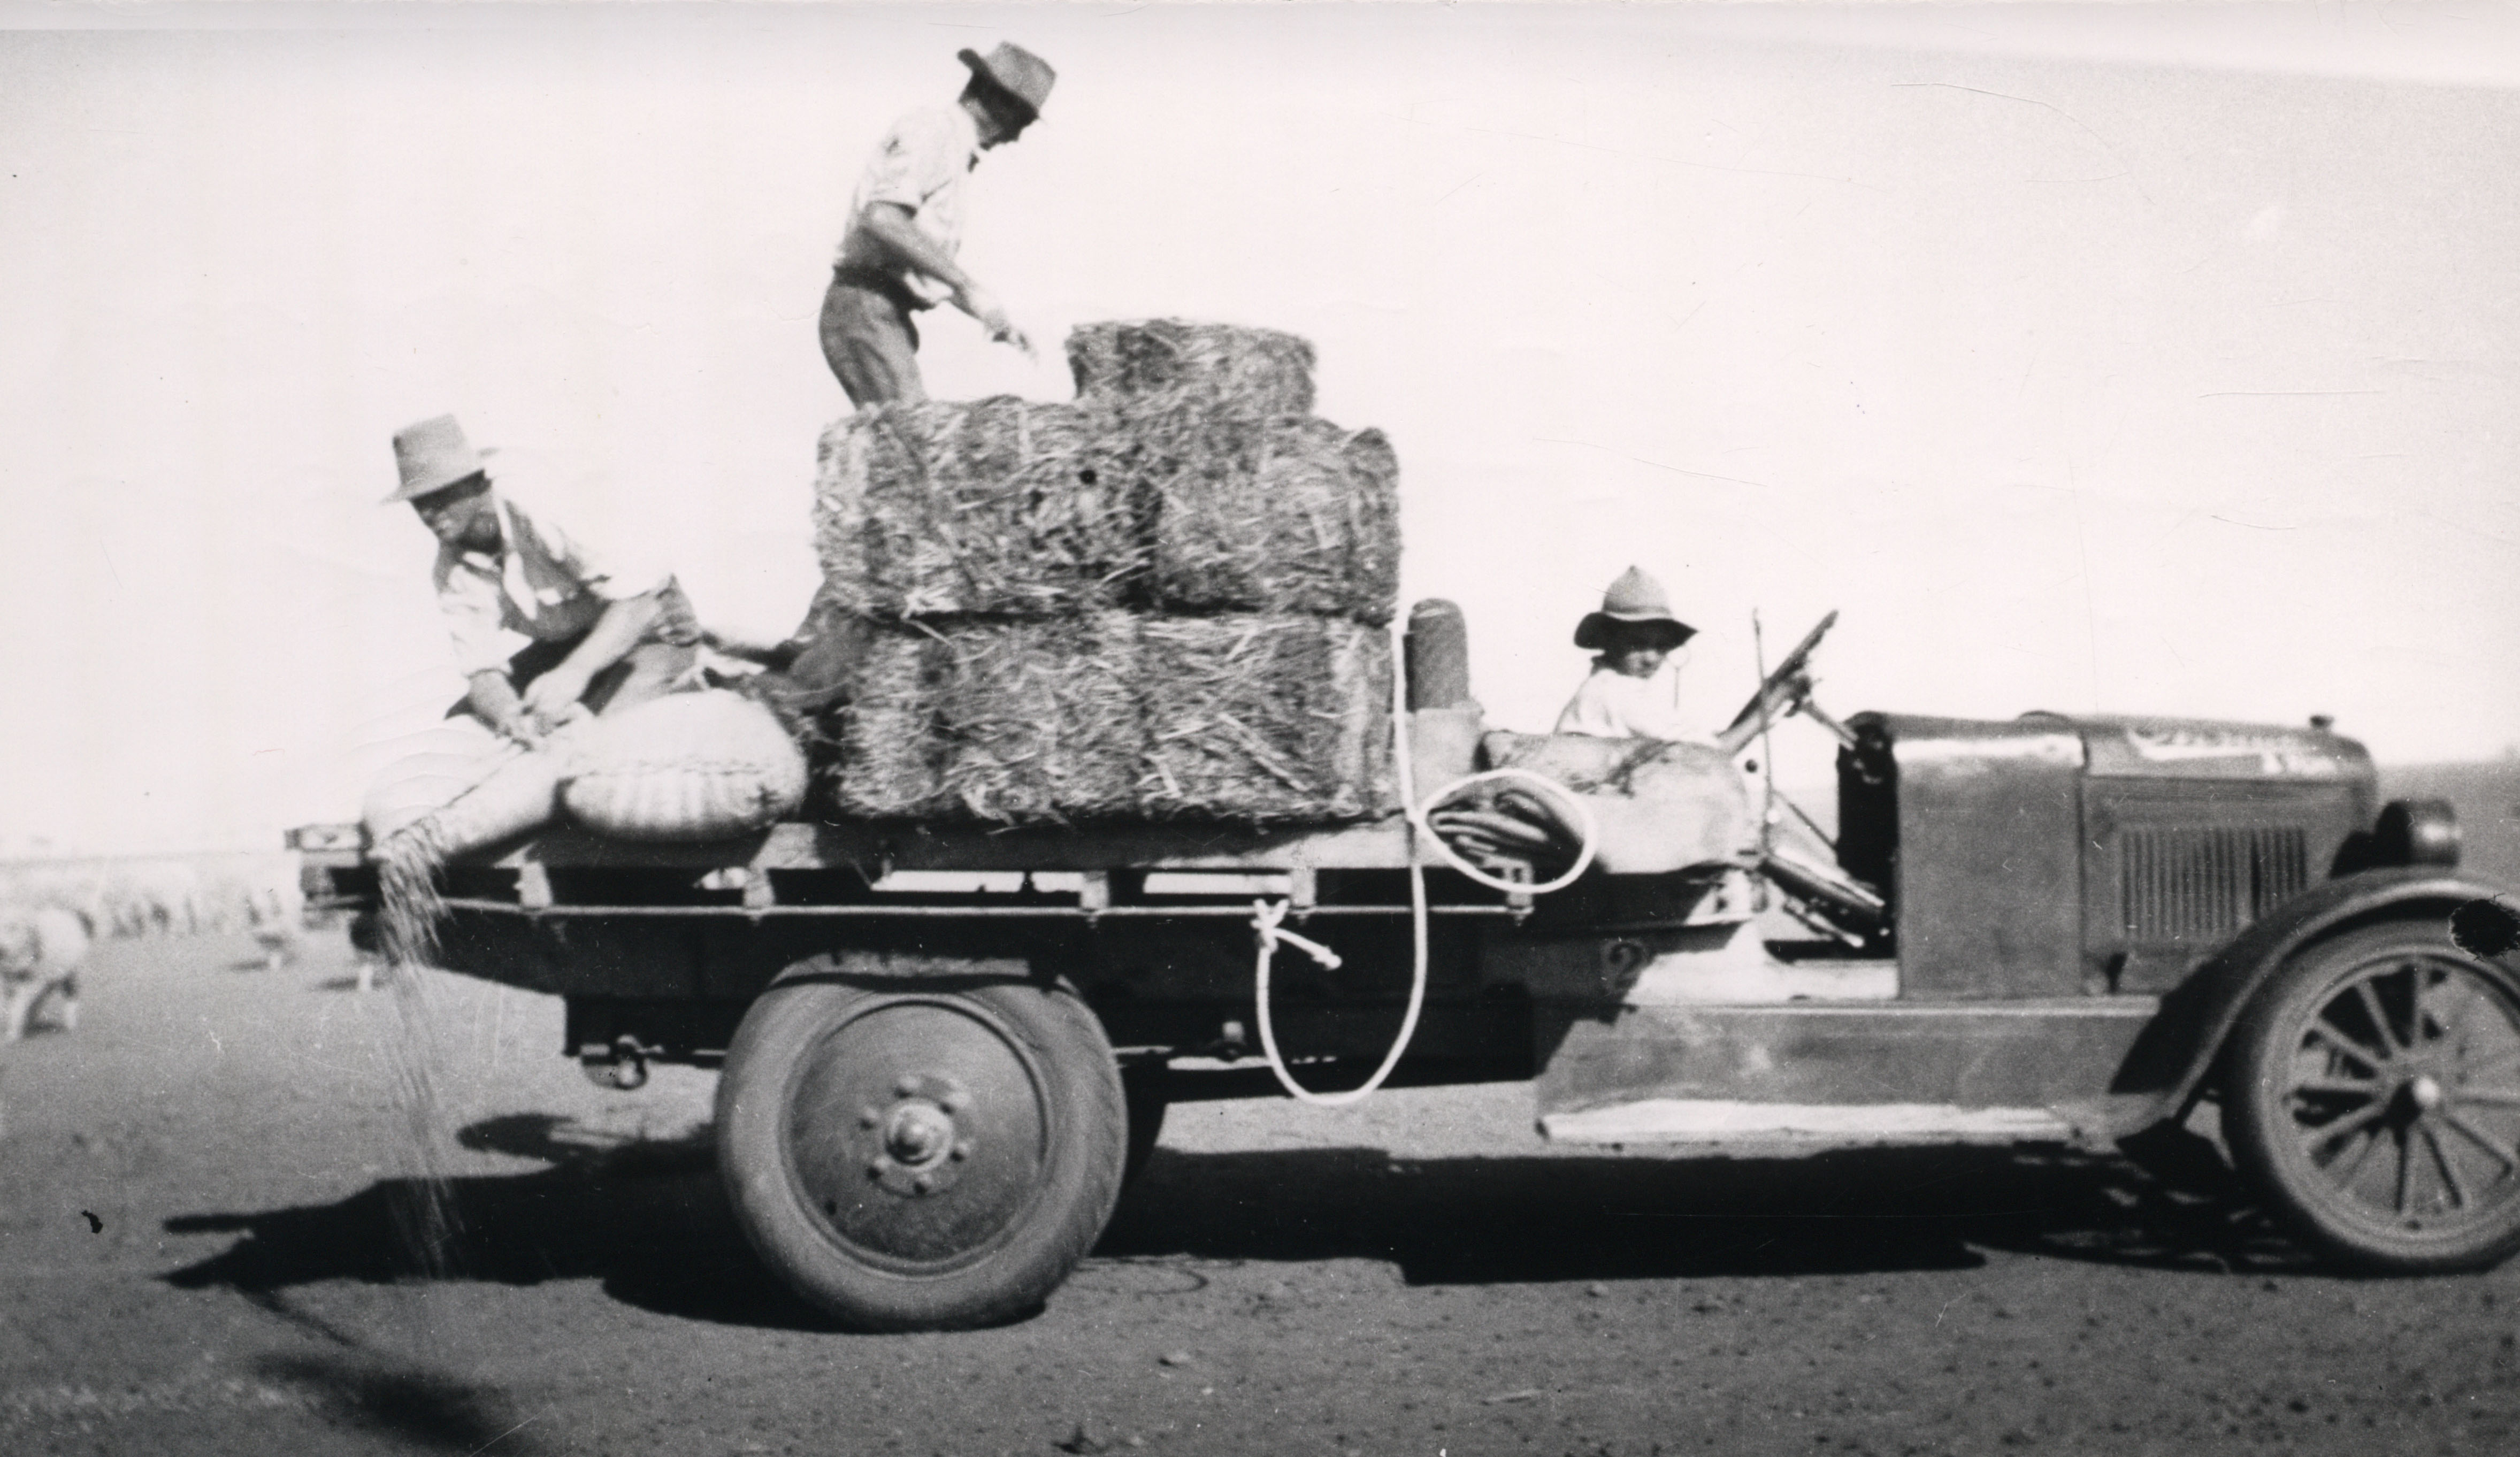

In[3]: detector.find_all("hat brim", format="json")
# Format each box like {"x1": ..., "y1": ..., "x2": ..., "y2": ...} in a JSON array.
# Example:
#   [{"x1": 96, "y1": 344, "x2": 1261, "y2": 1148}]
[
  {"x1": 957, "y1": 49, "x2": 1041, "y2": 120},
  {"x1": 381, "y1": 454, "x2": 494, "y2": 505},
  {"x1": 1575, "y1": 611, "x2": 1696, "y2": 651}
]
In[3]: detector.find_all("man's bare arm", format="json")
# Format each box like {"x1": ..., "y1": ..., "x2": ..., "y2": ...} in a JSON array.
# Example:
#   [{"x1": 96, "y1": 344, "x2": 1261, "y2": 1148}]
[
  {"x1": 517, "y1": 592, "x2": 665, "y2": 729},
  {"x1": 465, "y1": 670, "x2": 537, "y2": 745},
  {"x1": 858, "y1": 202, "x2": 970, "y2": 291},
  {"x1": 856, "y1": 202, "x2": 1032, "y2": 355}
]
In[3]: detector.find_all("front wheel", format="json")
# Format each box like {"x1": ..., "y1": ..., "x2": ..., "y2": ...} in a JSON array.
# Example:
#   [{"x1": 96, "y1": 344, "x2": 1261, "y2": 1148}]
[
  {"x1": 2225, "y1": 921, "x2": 2520, "y2": 1272},
  {"x1": 716, "y1": 968, "x2": 1127, "y2": 1330}
]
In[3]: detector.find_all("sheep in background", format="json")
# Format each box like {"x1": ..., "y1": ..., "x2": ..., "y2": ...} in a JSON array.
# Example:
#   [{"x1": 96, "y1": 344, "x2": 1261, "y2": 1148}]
[{"x1": 2, "y1": 903, "x2": 91, "y2": 1041}]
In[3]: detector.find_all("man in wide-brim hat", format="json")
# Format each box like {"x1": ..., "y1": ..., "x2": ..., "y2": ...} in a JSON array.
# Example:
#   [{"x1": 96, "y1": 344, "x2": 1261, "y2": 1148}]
[
  {"x1": 1556, "y1": 565, "x2": 1796, "y2": 752},
  {"x1": 819, "y1": 41, "x2": 1056, "y2": 407},
  {"x1": 387, "y1": 413, "x2": 704, "y2": 745}
]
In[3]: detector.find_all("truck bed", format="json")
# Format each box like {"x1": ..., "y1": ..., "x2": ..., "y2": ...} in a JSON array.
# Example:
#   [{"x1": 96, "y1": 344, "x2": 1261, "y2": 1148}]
[{"x1": 478, "y1": 815, "x2": 1428, "y2": 875}]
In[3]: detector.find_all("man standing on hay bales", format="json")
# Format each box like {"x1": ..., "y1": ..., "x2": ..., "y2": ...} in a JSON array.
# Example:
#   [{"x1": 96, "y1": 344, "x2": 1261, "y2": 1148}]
[
  {"x1": 387, "y1": 414, "x2": 704, "y2": 746},
  {"x1": 819, "y1": 42, "x2": 1055, "y2": 406}
]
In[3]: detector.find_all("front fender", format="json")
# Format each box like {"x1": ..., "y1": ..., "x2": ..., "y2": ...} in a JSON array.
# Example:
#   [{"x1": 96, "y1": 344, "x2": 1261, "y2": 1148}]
[{"x1": 2105, "y1": 868, "x2": 2514, "y2": 1133}]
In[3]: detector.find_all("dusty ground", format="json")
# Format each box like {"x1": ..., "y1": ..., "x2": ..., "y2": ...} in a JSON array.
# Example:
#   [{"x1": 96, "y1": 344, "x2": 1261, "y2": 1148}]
[{"x1": 3, "y1": 926, "x2": 2517, "y2": 1457}]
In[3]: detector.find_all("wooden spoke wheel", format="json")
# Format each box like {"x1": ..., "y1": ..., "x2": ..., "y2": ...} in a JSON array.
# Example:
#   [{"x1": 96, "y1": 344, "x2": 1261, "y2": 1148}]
[
  {"x1": 2226, "y1": 921, "x2": 2520, "y2": 1272},
  {"x1": 716, "y1": 969, "x2": 1126, "y2": 1330}
]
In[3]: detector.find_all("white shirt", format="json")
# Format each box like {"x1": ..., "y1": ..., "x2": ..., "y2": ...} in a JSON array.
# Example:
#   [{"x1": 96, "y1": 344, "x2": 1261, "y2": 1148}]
[
  {"x1": 836, "y1": 103, "x2": 983, "y2": 308},
  {"x1": 431, "y1": 479, "x2": 672, "y2": 677},
  {"x1": 1554, "y1": 662, "x2": 1698, "y2": 741}
]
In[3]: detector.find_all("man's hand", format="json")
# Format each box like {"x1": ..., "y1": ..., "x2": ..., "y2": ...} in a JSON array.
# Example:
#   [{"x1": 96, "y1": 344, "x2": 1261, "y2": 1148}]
[
  {"x1": 1765, "y1": 669, "x2": 1816, "y2": 719},
  {"x1": 953, "y1": 282, "x2": 1035, "y2": 359},
  {"x1": 465, "y1": 669, "x2": 544, "y2": 747},
  {"x1": 486, "y1": 709, "x2": 545, "y2": 749},
  {"x1": 518, "y1": 668, "x2": 592, "y2": 735}
]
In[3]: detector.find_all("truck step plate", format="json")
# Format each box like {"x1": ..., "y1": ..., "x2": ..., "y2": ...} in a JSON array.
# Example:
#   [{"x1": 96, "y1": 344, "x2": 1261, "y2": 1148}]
[
  {"x1": 1538, "y1": 1099, "x2": 2074, "y2": 1147},
  {"x1": 1627, "y1": 960, "x2": 1898, "y2": 1004}
]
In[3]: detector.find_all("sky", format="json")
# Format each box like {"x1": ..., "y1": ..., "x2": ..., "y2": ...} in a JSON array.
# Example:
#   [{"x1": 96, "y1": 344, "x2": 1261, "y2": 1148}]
[{"x1": 2, "y1": 1, "x2": 2516, "y2": 855}]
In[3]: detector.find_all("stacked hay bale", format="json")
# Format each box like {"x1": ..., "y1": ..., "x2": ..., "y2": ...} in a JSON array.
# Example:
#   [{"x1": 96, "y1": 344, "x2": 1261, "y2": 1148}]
[{"x1": 811, "y1": 320, "x2": 1400, "y2": 825}]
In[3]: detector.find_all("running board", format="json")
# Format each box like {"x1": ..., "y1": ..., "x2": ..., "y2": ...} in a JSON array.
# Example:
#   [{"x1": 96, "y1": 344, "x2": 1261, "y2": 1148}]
[{"x1": 1539, "y1": 1099, "x2": 2079, "y2": 1148}]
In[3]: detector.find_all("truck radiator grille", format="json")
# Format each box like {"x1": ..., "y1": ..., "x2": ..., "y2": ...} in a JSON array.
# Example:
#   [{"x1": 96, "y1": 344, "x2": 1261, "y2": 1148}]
[{"x1": 2120, "y1": 826, "x2": 2309, "y2": 942}]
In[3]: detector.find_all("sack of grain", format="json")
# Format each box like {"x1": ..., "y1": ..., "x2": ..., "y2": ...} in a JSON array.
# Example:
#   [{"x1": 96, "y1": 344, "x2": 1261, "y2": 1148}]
[
  {"x1": 359, "y1": 719, "x2": 518, "y2": 843},
  {"x1": 1138, "y1": 615, "x2": 1395, "y2": 823},
  {"x1": 1477, "y1": 731, "x2": 1755, "y2": 873},
  {"x1": 1142, "y1": 415, "x2": 1399, "y2": 625},
  {"x1": 562, "y1": 689, "x2": 808, "y2": 842},
  {"x1": 373, "y1": 739, "x2": 573, "y2": 965},
  {"x1": 815, "y1": 397, "x2": 1145, "y2": 618},
  {"x1": 1067, "y1": 320, "x2": 1316, "y2": 417},
  {"x1": 835, "y1": 615, "x2": 1147, "y2": 823}
]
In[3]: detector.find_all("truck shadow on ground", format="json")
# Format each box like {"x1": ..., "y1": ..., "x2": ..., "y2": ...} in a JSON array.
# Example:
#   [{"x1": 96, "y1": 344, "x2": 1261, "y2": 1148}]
[
  {"x1": 1106, "y1": 1127, "x2": 2308, "y2": 1283},
  {"x1": 159, "y1": 1114, "x2": 2310, "y2": 1332}
]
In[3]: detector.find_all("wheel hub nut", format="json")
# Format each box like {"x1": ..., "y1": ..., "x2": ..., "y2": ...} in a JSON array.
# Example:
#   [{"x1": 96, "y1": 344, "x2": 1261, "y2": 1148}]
[
  {"x1": 2407, "y1": 1074, "x2": 2445, "y2": 1111},
  {"x1": 885, "y1": 1103, "x2": 953, "y2": 1166},
  {"x1": 856, "y1": 1071, "x2": 976, "y2": 1199}
]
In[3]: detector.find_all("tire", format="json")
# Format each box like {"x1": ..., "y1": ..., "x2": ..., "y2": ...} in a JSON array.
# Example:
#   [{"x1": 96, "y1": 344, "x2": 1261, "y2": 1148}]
[
  {"x1": 716, "y1": 967, "x2": 1127, "y2": 1330},
  {"x1": 1121, "y1": 1064, "x2": 1169, "y2": 1187},
  {"x1": 2225, "y1": 920, "x2": 2520, "y2": 1272}
]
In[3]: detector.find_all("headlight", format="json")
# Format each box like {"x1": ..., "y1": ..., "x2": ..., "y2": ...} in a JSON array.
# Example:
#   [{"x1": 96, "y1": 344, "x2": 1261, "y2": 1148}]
[{"x1": 2375, "y1": 798, "x2": 2461, "y2": 869}]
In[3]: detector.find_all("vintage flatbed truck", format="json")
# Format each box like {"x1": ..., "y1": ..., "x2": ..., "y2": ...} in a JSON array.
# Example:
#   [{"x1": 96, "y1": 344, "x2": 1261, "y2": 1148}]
[{"x1": 293, "y1": 614, "x2": 2520, "y2": 1330}]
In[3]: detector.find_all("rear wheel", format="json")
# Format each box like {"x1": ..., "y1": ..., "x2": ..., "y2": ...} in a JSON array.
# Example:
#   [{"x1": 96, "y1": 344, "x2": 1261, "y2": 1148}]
[
  {"x1": 716, "y1": 965, "x2": 1127, "y2": 1330},
  {"x1": 2225, "y1": 921, "x2": 2520, "y2": 1272}
]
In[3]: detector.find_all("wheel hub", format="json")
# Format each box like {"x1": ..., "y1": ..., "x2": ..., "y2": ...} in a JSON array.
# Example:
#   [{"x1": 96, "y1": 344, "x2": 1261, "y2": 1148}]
[
  {"x1": 2280, "y1": 950, "x2": 2520, "y2": 1237},
  {"x1": 884, "y1": 1103, "x2": 952, "y2": 1165},
  {"x1": 781, "y1": 995, "x2": 1055, "y2": 1269},
  {"x1": 861, "y1": 1072, "x2": 975, "y2": 1197}
]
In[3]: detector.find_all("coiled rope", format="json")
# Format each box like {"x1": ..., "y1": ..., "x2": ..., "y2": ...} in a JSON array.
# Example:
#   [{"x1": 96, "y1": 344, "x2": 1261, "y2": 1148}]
[{"x1": 1250, "y1": 634, "x2": 1600, "y2": 1107}]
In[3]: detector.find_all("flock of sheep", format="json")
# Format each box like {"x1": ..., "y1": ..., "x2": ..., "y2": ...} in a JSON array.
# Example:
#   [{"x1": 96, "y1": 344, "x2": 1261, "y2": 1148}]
[
  {"x1": 0, "y1": 854, "x2": 318, "y2": 1043},
  {"x1": 0, "y1": 854, "x2": 305, "y2": 941}
]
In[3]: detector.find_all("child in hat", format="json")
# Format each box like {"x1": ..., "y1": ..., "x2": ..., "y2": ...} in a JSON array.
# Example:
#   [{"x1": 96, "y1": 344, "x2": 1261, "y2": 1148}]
[
  {"x1": 1557, "y1": 567, "x2": 1810, "y2": 751},
  {"x1": 1555, "y1": 566, "x2": 1701, "y2": 741}
]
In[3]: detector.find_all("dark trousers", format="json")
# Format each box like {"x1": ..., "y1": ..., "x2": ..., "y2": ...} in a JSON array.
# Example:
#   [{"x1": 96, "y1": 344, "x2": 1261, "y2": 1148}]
[{"x1": 818, "y1": 269, "x2": 926, "y2": 407}]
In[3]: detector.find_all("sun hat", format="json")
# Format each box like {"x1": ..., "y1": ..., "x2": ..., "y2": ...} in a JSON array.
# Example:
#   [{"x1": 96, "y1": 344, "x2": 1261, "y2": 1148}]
[
  {"x1": 958, "y1": 42, "x2": 1056, "y2": 120},
  {"x1": 1573, "y1": 565, "x2": 1697, "y2": 650},
  {"x1": 385, "y1": 414, "x2": 493, "y2": 504}
]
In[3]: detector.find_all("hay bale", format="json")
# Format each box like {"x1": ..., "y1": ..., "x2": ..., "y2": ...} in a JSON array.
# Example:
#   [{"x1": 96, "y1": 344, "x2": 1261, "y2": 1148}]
[
  {"x1": 936, "y1": 614, "x2": 1146, "y2": 823},
  {"x1": 1139, "y1": 615, "x2": 1395, "y2": 823},
  {"x1": 1067, "y1": 320, "x2": 1315, "y2": 417},
  {"x1": 1142, "y1": 416, "x2": 1400, "y2": 625},
  {"x1": 809, "y1": 417, "x2": 874, "y2": 615},
  {"x1": 834, "y1": 616, "x2": 1147, "y2": 823},
  {"x1": 833, "y1": 626, "x2": 952, "y2": 818},
  {"x1": 816, "y1": 397, "x2": 1145, "y2": 618}
]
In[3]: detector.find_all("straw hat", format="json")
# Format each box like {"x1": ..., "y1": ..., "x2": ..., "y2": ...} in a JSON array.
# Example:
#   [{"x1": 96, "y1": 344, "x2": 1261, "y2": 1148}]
[
  {"x1": 1573, "y1": 566, "x2": 1697, "y2": 650},
  {"x1": 958, "y1": 42, "x2": 1056, "y2": 120},
  {"x1": 384, "y1": 414, "x2": 493, "y2": 504}
]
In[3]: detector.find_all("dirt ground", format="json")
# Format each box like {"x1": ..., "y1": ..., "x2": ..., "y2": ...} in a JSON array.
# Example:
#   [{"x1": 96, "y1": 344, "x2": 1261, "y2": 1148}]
[{"x1": 3, "y1": 926, "x2": 2516, "y2": 1457}]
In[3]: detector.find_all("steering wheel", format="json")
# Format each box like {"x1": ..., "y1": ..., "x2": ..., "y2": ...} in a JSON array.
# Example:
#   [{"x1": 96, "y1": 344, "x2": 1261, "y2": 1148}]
[{"x1": 1722, "y1": 610, "x2": 1837, "y2": 739}]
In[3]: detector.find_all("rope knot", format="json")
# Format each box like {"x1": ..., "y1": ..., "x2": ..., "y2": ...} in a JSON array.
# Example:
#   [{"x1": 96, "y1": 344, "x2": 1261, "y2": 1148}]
[{"x1": 1251, "y1": 899, "x2": 1341, "y2": 971}]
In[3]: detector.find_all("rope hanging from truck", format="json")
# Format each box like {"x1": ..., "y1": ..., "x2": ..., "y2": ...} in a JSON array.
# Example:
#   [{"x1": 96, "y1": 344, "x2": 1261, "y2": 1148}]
[{"x1": 1248, "y1": 632, "x2": 1601, "y2": 1108}]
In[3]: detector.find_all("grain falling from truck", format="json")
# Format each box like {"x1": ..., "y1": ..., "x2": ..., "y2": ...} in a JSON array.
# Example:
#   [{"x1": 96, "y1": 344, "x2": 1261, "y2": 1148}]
[{"x1": 372, "y1": 820, "x2": 466, "y2": 1282}]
